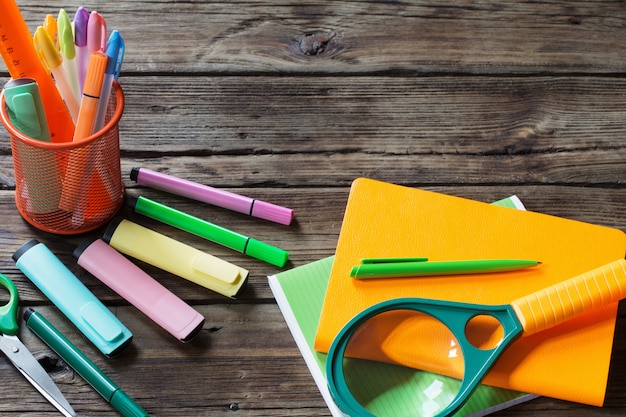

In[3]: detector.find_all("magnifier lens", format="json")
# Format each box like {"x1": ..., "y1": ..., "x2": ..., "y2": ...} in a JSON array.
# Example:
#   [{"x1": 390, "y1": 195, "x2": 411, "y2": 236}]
[{"x1": 342, "y1": 309, "x2": 464, "y2": 417}]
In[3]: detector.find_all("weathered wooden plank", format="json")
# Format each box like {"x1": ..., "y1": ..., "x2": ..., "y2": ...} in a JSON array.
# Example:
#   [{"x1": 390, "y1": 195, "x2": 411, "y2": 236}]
[
  {"x1": 8, "y1": 1, "x2": 626, "y2": 75},
  {"x1": 1, "y1": 76, "x2": 624, "y2": 186},
  {"x1": 116, "y1": 76, "x2": 626, "y2": 156},
  {"x1": 0, "y1": 150, "x2": 623, "y2": 189},
  {"x1": 0, "y1": 150, "x2": 622, "y2": 189}
]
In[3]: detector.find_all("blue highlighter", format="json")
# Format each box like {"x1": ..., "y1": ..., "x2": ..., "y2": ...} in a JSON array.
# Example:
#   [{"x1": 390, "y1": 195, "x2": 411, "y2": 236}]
[{"x1": 13, "y1": 240, "x2": 133, "y2": 357}]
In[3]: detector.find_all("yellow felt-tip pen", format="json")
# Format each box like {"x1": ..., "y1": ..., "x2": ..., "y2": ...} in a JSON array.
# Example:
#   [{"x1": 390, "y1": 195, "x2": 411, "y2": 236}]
[{"x1": 350, "y1": 258, "x2": 540, "y2": 279}]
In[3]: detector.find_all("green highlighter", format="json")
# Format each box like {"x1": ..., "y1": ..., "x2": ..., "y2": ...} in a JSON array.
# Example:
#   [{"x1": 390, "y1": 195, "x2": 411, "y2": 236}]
[
  {"x1": 128, "y1": 195, "x2": 289, "y2": 267},
  {"x1": 3, "y1": 78, "x2": 63, "y2": 215},
  {"x1": 24, "y1": 308, "x2": 150, "y2": 417},
  {"x1": 3, "y1": 78, "x2": 51, "y2": 142}
]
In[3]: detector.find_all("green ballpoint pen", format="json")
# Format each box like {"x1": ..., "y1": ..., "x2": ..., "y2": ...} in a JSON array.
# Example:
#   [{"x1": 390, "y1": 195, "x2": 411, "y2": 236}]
[
  {"x1": 24, "y1": 308, "x2": 150, "y2": 417},
  {"x1": 128, "y1": 195, "x2": 289, "y2": 267},
  {"x1": 350, "y1": 258, "x2": 540, "y2": 279}
]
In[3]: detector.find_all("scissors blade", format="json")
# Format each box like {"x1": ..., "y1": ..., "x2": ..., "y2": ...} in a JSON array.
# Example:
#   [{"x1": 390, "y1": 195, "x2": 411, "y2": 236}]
[{"x1": 0, "y1": 334, "x2": 76, "y2": 417}]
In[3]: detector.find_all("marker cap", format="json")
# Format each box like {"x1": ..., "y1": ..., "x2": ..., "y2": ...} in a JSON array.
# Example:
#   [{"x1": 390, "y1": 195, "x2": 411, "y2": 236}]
[
  {"x1": 83, "y1": 51, "x2": 107, "y2": 97},
  {"x1": 3, "y1": 78, "x2": 51, "y2": 142},
  {"x1": 246, "y1": 239, "x2": 289, "y2": 268},
  {"x1": 74, "y1": 7, "x2": 89, "y2": 47},
  {"x1": 110, "y1": 389, "x2": 150, "y2": 417},
  {"x1": 251, "y1": 200, "x2": 294, "y2": 226}
]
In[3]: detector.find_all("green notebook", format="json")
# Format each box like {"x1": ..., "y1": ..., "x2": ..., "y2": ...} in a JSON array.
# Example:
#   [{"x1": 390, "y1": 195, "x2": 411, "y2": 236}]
[{"x1": 268, "y1": 196, "x2": 537, "y2": 417}]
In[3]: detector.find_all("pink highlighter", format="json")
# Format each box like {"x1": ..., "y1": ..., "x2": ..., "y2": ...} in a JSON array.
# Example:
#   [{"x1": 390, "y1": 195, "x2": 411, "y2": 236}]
[{"x1": 74, "y1": 238, "x2": 205, "y2": 342}]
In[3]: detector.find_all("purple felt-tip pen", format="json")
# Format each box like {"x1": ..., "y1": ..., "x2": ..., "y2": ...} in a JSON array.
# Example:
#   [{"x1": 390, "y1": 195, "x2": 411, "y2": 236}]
[{"x1": 130, "y1": 167, "x2": 294, "y2": 226}]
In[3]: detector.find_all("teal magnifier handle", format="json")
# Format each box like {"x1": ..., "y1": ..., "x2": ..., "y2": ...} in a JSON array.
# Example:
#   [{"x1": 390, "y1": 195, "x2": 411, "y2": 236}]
[{"x1": 326, "y1": 297, "x2": 523, "y2": 417}]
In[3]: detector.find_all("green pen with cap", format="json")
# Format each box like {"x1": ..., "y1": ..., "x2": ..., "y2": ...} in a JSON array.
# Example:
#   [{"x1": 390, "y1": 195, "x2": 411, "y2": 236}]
[
  {"x1": 351, "y1": 257, "x2": 541, "y2": 279},
  {"x1": 128, "y1": 195, "x2": 289, "y2": 267},
  {"x1": 24, "y1": 308, "x2": 150, "y2": 417}
]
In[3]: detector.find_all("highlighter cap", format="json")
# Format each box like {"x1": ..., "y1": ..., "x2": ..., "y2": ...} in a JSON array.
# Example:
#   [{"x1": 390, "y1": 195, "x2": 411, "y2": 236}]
[
  {"x1": 3, "y1": 78, "x2": 52, "y2": 142},
  {"x1": 102, "y1": 218, "x2": 122, "y2": 244},
  {"x1": 110, "y1": 388, "x2": 150, "y2": 417},
  {"x1": 246, "y1": 239, "x2": 289, "y2": 268},
  {"x1": 12, "y1": 238, "x2": 39, "y2": 262}
]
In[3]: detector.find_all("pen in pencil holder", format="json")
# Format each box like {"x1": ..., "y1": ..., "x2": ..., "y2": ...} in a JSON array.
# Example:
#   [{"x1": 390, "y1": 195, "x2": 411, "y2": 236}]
[{"x1": 0, "y1": 82, "x2": 125, "y2": 234}]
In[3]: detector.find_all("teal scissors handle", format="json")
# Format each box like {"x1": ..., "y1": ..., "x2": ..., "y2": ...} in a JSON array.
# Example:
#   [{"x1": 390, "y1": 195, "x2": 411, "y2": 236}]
[{"x1": 0, "y1": 273, "x2": 19, "y2": 335}]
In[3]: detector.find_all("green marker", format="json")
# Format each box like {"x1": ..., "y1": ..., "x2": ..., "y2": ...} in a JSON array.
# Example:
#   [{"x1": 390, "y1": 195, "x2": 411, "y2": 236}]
[
  {"x1": 128, "y1": 195, "x2": 289, "y2": 267},
  {"x1": 350, "y1": 258, "x2": 540, "y2": 279},
  {"x1": 24, "y1": 308, "x2": 150, "y2": 417}
]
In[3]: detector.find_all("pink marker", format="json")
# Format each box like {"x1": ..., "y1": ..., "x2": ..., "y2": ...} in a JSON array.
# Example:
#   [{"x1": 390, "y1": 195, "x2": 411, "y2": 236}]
[
  {"x1": 74, "y1": 238, "x2": 205, "y2": 342},
  {"x1": 130, "y1": 167, "x2": 295, "y2": 225}
]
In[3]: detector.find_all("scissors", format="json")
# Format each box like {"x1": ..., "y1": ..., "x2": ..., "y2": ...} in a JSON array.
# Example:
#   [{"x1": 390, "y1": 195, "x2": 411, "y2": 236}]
[
  {"x1": 327, "y1": 258, "x2": 626, "y2": 417},
  {"x1": 0, "y1": 273, "x2": 76, "y2": 416}
]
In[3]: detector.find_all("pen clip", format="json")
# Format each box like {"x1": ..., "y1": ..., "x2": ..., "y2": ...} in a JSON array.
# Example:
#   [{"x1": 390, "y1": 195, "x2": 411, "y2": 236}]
[
  {"x1": 106, "y1": 31, "x2": 125, "y2": 80},
  {"x1": 87, "y1": 11, "x2": 107, "y2": 52},
  {"x1": 43, "y1": 14, "x2": 58, "y2": 49},
  {"x1": 58, "y1": 10, "x2": 76, "y2": 59},
  {"x1": 360, "y1": 257, "x2": 429, "y2": 265},
  {"x1": 33, "y1": 26, "x2": 61, "y2": 73}
]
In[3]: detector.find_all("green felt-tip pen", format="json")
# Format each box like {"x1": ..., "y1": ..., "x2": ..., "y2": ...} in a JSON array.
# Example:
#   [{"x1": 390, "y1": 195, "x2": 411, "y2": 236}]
[
  {"x1": 128, "y1": 195, "x2": 289, "y2": 267},
  {"x1": 24, "y1": 308, "x2": 150, "y2": 417},
  {"x1": 350, "y1": 258, "x2": 540, "y2": 279}
]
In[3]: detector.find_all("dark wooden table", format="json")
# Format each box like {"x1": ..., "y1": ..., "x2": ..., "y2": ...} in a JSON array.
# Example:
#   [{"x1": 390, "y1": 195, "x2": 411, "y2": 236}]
[{"x1": 1, "y1": 1, "x2": 625, "y2": 416}]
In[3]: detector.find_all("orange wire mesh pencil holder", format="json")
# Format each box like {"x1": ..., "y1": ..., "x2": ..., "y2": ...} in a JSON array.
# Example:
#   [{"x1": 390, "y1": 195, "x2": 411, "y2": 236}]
[{"x1": 1, "y1": 82, "x2": 125, "y2": 235}]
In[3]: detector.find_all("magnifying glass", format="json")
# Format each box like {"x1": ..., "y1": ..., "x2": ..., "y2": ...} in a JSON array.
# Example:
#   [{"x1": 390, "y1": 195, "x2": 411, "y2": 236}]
[{"x1": 327, "y1": 258, "x2": 626, "y2": 417}]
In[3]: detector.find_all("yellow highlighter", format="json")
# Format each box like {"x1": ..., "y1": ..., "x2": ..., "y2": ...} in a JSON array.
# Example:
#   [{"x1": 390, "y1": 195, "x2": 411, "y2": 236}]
[
  {"x1": 103, "y1": 219, "x2": 249, "y2": 298},
  {"x1": 73, "y1": 51, "x2": 107, "y2": 141}
]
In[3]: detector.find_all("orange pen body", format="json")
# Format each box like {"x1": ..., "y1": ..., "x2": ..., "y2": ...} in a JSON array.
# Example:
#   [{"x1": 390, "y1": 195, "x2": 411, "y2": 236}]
[
  {"x1": 0, "y1": 0, "x2": 75, "y2": 141},
  {"x1": 73, "y1": 51, "x2": 107, "y2": 141}
]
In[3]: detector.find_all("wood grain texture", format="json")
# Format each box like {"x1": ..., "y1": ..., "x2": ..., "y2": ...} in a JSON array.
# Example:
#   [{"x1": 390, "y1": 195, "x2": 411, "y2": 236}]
[
  {"x1": 0, "y1": 0, "x2": 624, "y2": 415},
  {"x1": 11, "y1": 1, "x2": 626, "y2": 75}
]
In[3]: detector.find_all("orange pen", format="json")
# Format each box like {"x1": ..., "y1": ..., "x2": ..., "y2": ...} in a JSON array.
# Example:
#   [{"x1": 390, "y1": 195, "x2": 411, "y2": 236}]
[
  {"x1": 0, "y1": 0, "x2": 75, "y2": 141},
  {"x1": 73, "y1": 51, "x2": 107, "y2": 141}
]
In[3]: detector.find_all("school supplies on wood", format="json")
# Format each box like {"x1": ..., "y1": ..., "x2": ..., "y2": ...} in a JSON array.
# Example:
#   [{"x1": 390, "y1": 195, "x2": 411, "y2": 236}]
[
  {"x1": 269, "y1": 256, "x2": 538, "y2": 417},
  {"x1": 315, "y1": 178, "x2": 626, "y2": 407}
]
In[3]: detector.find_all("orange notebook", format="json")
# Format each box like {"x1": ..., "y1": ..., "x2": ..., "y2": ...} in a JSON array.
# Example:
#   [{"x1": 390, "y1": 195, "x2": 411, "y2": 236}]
[{"x1": 315, "y1": 178, "x2": 626, "y2": 406}]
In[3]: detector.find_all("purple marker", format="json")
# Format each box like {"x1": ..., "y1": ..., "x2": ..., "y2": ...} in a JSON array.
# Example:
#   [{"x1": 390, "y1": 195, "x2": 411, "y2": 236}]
[{"x1": 130, "y1": 167, "x2": 294, "y2": 226}]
